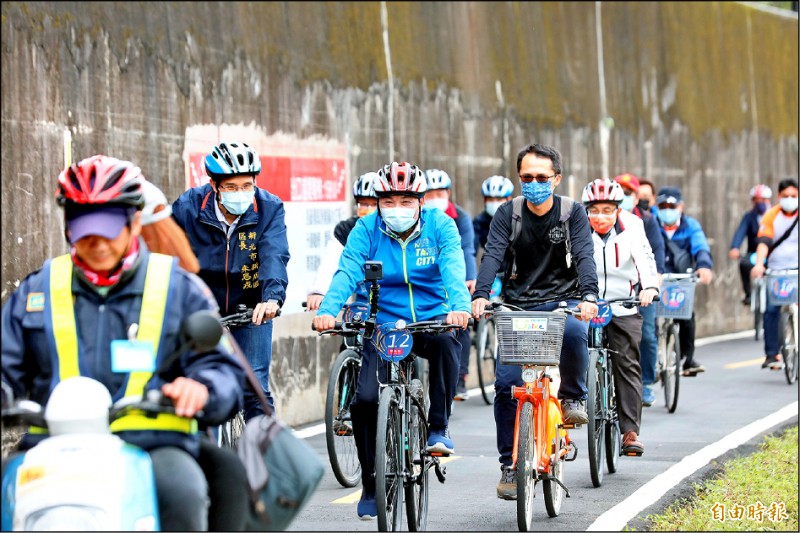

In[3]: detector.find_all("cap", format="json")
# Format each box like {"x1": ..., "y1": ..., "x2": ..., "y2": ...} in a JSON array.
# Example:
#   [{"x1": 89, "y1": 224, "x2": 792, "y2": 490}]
[
  {"x1": 614, "y1": 173, "x2": 640, "y2": 192},
  {"x1": 656, "y1": 186, "x2": 683, "y2": 205},
  {"x1": 66, "y1": 205, "x2": 131, "y2": 244}
]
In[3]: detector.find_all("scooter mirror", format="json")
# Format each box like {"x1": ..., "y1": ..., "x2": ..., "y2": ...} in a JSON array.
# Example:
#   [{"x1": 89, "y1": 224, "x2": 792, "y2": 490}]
[{"x1": 181, "y1": 310, "x2": 223, "y2": 352}]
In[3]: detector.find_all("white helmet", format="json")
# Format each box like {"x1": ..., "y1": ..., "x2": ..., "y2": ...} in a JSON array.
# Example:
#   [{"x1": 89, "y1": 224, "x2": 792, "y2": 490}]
[
  {"x1": 425, "y1": 169, "x2": 452, "y2": 191},
  {"x1": 374, "y1": 162, "x2": 427, "y2": 197},
  {"x1": 140, "y1": 180, "x2": 173, "y2": 225},
  {"x1": 581, "y1": 178, "x2": 625, "y2": 205},
  {"x1": 481, "y1": 175, "x2": 514, "y2": 198},
  {"x1": 750, "y1": 184, "x2": 773, "y2": 199},
  {"x1": 353, "y1": 172, "x2": 379, "y2": 199}
]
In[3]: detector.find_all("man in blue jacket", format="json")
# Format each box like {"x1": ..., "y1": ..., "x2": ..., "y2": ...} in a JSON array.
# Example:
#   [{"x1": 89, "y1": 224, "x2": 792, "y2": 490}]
[
  {"x1": 728, "y1": 184, "x2": 773, "y2": 305},
  {"x1": 1, "y1": 155, "x2": 247, "y2": 531},
  {"x1": 313, "y1": 162, "x2": 471, "y2": 520},
  {"x1": 424, "y1": 168, "x2": 477, "y2": 400},
  {"x1": 655, "y1": 186, "x2": 714, "y2": 376},
  {"x1": 172, "y1": 142, "x2": 290, "y2": 420}
]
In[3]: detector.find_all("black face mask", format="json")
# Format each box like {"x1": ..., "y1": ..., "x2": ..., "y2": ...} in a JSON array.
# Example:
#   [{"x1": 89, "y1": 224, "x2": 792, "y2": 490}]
[{"x1": 637, "y1": 199, "x2": 651, "y2": 212}]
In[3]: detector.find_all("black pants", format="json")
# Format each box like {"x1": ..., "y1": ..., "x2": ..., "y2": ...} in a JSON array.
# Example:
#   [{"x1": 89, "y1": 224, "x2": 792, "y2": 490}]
[
  {"x1": 197, "y1": 438, "x2": 250, "y2": 531},
  {"x1": 607, "y1": 314, "x2": 643, "y2": 435},
  {"x1": 739, "y1": 256, "x2": 753, "y2": 298},
  {"x1": 676, "y1": 313, "x2": 697, "y2": 363}
]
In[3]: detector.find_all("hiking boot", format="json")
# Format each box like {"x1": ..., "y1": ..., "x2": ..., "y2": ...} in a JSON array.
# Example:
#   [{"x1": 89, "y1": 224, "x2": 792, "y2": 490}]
[
  {"x1": 496, "y1": 465, "x2": 517, "y2": 500},
  {"x1": 357, "y1": 492, "x2": 377, "y2": 520},
  {"x1": 454, "y1": 374, "x2": 469, "y2": 401},
  {"x1": 681, "y1": 359, "x2": 705, "y2": 376},
  {"x1": 426, "y1": 426, "x2": 454, "y2": 455},
  {"x1": 561, "y1": 399, "x2": 589, "y2": 425},
  {"x1": 333, "y1": 419, "x2": 353, "y2": 436},
  {"x1": 642, "y1": 385, "x2": 656, "y2": 407},
  {"x1": 762, "y1": 354, "x2": 784, "y2": 370},
  {"x1": 622, "y1": 431, "x2": 644, "y2": 456}
]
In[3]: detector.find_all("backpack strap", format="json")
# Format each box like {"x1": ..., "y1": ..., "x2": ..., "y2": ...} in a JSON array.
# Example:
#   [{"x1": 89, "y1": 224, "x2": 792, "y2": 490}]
[
  {"x1": 559, "y1": 196, "x2": 574, "y2": 268},
  {"x1": 508, "y1": 196, "x2": 526, "y2": 279}
]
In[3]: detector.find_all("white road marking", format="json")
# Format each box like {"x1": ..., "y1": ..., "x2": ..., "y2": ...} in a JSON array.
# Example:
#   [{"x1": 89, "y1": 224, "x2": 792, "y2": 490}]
[{"x1": 586, "y1": 401, "x2": 799, "y2": 531}]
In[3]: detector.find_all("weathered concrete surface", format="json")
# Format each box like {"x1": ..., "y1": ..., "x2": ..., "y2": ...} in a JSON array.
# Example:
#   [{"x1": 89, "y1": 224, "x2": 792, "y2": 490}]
[{"x1": 2, "y1": 2, "x2": 797, "y2": 425}]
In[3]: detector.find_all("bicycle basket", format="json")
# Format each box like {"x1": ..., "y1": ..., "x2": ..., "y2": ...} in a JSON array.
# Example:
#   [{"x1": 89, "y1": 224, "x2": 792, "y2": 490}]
[
  {"x1": 655, "y1": 279, "x2": 696, "y2": 319},
  {"x1": 766, "y1": 272, "x2": 798, "y2": 306},
  {"x1": 494, "y1": 310, "x2": 566, "y2": 366}
]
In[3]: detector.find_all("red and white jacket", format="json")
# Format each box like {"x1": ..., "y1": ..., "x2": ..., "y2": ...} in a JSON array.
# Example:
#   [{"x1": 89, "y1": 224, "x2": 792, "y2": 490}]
[{"x1": 591, "y1": 209, "x2": 659, "y2": 317}]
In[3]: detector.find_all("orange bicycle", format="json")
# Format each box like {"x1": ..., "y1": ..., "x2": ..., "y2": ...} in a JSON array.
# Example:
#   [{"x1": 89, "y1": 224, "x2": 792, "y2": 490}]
[{"x1": 483, "y1": 302, "x2": 579, "y2": 531}]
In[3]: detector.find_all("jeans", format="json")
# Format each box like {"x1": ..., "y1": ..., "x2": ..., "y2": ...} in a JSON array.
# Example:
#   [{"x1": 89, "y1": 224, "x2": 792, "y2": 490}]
[
  {"x1": 230, "y1": 320, "x2": 274, "y2": 420},
  {"x1": 763, "y1": 304, "x2": 782, "y2": 357},
  {"x1": 494, "y1": 299, "x2": 589, "y2": 466},
  {"x1": 150, "y1": 446, "x2": 209, "y2": 531},
  {"x1": 638, "y1": 303, "x2": 658, "y2": 386}
]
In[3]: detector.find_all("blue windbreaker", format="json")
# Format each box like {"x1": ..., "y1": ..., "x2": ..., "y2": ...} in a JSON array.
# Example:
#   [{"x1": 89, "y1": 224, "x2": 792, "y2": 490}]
[
  {"x1": 657, "y1": 213, "x2": 714, "y2": 273},
  {"x1": 318, "y1": 208, "x2": 472, "y2": 325},
  {"x1": 171, "y1": 184, "x2": 290, "y2": 314}
]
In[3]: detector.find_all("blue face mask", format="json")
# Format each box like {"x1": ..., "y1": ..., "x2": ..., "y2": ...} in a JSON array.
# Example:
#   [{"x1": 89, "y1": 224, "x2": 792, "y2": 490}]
[
  {"x1": 657, "y1": 208, "x2": 680, "y2": 226},
  {"x1": 521, "y1": 181, "x2": 554, "y2": 206},
  {"x1": 754, "y1": 202, "x2": 768, "y2": 215},
  {"x1": 220, "y1": 190, "x2": 255, "y2": 215},
  {"x1": 620, "y1": 194, "x2": 635, "y2": 212},
  {"x1": 381, "y1": 207, "x2": 418, "y2": 233}
]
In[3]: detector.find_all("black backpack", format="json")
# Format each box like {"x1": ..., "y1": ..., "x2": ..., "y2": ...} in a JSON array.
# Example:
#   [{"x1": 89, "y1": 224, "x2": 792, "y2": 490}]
[{"x1": 508, "y1": 195, "x2": 575, "y2": 280}]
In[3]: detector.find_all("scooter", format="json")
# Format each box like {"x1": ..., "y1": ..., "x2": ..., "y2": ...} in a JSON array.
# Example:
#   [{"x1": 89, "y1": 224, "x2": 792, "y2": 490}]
[{"x1": 1, "y1": 310, "x2": 223, "y2": 531}]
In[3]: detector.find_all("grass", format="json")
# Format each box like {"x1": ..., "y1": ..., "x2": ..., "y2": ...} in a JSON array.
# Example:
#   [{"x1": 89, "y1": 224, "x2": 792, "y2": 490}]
[{"x1": 642, "y1": 425, "x2": 798, "y2": 531}]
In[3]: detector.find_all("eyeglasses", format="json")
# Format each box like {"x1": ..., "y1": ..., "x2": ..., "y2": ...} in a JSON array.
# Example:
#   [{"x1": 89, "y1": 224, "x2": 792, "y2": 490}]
[
  {"x1": 218, "y1": 183, "x2": 255, "y2": 193},
  {"x1": 519, "y1": 173, "x2": 557, "y2": 184},
  {"x1": 587, "y1": 209, "x2": 618, "y2": 217}
]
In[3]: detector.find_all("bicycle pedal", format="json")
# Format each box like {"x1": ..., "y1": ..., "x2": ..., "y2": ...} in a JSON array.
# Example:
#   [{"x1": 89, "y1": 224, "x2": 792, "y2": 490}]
[
  {"x1": 560, "y1": 423, "x2": 576, "y2": 430},
  {"x1": 564, "y1": 442, "x2": 578, "y2": 462},
  {"x1": 624, "y1": 450, "x2": 644, "y2": 457}
]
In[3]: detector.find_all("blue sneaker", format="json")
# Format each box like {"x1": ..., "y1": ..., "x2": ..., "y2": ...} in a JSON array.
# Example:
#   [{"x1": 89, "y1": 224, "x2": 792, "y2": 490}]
[
  {"x1": 642, "y1": 385, "x2": 656, "y2": 407},
  {"x1": 426, "y1": 426, "x2": 454, "y2": 455},
  {"x1": 357, "y1": 493, "x2": 377, "y2": 520}
]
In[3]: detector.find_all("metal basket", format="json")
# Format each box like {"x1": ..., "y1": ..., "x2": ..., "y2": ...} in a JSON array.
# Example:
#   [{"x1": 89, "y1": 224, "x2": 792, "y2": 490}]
[
  {"x1": 766, "y1": 272, "x2": 798, "y2": 306},
  {"x1": 655, "y1": 279, "x2": 696, "y2": 319},
  {"x1": 494, "y1": 310, "x2": 566, "y2": 366}
]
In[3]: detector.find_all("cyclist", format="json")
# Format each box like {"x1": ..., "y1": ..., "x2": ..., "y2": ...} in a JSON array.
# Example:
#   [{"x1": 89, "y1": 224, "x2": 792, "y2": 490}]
[
  {"x1": 474, "y1": 175, "x2": 515, "y2": 259},
  {"x1": 471, "y1": 143, "x2": 600, "y2": 500},
  {"x1": 637, "y1": 178, "x2": 658, "y2": 213},
  {"x1": 305, "y1": 172, "x2": 379, "y2": 312},
  {"x1": 425, "y1": 168, "x2": 477, "y2": 401},
  {"x1": 582, "y1": 178, "x2": 660, "y2": 455},
  {"x1": 312, "y1": 162, "x2": 471, "y2": 519},
  {"x1": 751, "y1": 177, "x2": 798, "y2": 369},
  {"x1": 729, "y1": 184, "x2": 773, "y2": 305},
  {"x1": 614, "y1": 173, "x2": 665, "y2": 408},
  {"x1": 0, "y1": 155, "x2": 247, "y2": 531},
  {"x1": 654, "y1": 186, "x2": 714, "y2": 376},
  {"x1": 172, "y1": 141, "x2": 290, "y2": 420}
]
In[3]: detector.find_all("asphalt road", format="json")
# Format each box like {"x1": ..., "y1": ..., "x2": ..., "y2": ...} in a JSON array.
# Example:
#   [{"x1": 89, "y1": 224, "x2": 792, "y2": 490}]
[{"x1": 289, "y1": 332, "x2": 799, "y2": 531}]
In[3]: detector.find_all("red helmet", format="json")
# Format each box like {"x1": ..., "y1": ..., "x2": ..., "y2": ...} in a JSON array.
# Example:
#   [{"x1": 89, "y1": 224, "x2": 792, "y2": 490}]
[
  {"x1": 56, "y1": 155, "x2": 145, "y2": 209},
  {"x1": 374, "y1": 162, "x2": 427, "y2": 197},
  {"x1": 749, "y1": 184, "x2": 773, "y2": 199},
  {"x1": 581, "y1": 178, "x2": 625, "y2": 205}
]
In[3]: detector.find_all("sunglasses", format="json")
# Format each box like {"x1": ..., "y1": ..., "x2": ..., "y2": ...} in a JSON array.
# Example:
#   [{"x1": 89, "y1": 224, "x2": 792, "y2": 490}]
[{"x1": 519, "y1": 173, "x2": 557, "y2": 184}]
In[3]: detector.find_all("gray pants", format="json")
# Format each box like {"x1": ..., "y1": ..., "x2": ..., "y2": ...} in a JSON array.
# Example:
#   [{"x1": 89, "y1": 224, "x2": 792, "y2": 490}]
[
  {"x1": 150, "y1": 446, "x2": 209, "y2": 531},
  {"x1": 607, "y1": 314, "x2": 644, "y2": 435}
]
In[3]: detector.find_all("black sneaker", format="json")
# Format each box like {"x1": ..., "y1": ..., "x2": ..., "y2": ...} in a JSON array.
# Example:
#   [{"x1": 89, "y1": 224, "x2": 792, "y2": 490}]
[
  {"x1": 762, "y1": 354, "x2": 784, "y2": 370},
  {"x1": 496, "y1": 465, "x2": 517, "y2": 500},
  {"x1": 682, "y1": 360, "x2": 706, "y2": 376}
]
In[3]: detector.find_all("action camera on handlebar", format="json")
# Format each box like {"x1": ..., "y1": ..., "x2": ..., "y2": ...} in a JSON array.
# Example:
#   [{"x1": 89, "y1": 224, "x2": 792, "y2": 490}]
[{"x1": 365, "y1": 261, "x2": 383, "y2": 281}]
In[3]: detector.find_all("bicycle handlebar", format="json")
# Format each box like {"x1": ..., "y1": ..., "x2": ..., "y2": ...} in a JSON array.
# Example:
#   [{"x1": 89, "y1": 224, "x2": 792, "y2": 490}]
[
  {"x1": 219, "y1": 305, "x2": 281, "y2": 328},
  {"x1": 313, "y1": 318, "x2": 473, "y2": 336}
]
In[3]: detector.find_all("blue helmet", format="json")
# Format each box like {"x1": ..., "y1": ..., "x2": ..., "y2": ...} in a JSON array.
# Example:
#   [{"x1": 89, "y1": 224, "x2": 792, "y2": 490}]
[
  {"x1": 425, "y1": 169, "x2": 452, "y2": 190},
  {"x1": 481, "y1": 175, "x2": 514, "y2": 198},
  {"x1": 204, "y1": 142, "x2": 261, "y2": 180}
]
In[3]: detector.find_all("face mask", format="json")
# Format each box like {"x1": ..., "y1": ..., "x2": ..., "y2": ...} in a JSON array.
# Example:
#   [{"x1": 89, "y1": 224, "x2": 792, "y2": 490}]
[
  {"x1": 485, "y1": 201, "x2": 504, "y2": 217},
  {"x1": 620, "y1": 194, "x2": 635, "y2": 212},
  {"x1": 637, "y1": 199, "x2": 651, "y2": 212},
  {"x1": 381, "y1": 207, "x2": 418, "y2": 233},
  {"x1": 588, "y1": 213, "x2": 617, "y2": 235},
  {"x1": 521, "y1": 181, "x2": 554, "y2": 206},
  {"x1": 657, "y1": 208, "x2": 680, "y2": 226},
  {"x1": 357, "y1": 204, "x2": 377, "y2": 218},
  {"x1": 220, "y1": 190, "x2": 255, "y2": 215},
  {"x1": 754, "y1": 202, "x2": 768, "y2": 215},
  {"x1": 426, "y1": 198, "x2": 449, "y2": 211},
  {"x1": 780, "y1": 197, "x2": 798, "y2": 213}
]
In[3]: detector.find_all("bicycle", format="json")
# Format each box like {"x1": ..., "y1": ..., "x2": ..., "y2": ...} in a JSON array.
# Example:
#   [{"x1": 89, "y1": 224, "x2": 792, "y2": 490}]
[
  {"x1": 313, "y1": 261, "x2": 460, "y2": 531},
  {"x1": 473, "y1": 275, "x2": 503, "y2": 405},
  {"x1": 751, "y1": 274, "x2": 766, "y2": 341},
  {"x1": 765, "y1": 269, "x2": 798, "y2": 384},
  {"x1": 482, "y1": 301, "x2": 579, "y2": 531},
  {"x1": 654, "y1": 272, "x2": 698, "y2": 413},
  {"x1": 585, "y1": 296, "x2": 655, "y2": 488}
]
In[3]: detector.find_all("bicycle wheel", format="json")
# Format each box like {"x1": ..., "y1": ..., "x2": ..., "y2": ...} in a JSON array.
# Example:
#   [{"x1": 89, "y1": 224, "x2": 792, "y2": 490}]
[
  {"x1": 475, "y1": 317, "x2": 498, "y2": 405},
  {"x1": 662, "y1": 322, "x2": 681, "y2": 413},
  {"x1": 586, "y1": 349, "x2": 605, "y2": 487},
  {"x1": 543, "y1": 416, "x2": 565, "y2": 518},
  {"x1": 376, "y1": 387, "x2": 403, "y2": 531},
  {"x1": 324, "y1": 349, "x2": 362, "y2": 488},
  {"x1": 604, "y1": 354, "x2": 621, "y2": 472},
  {"x1": 781, "y1": 309, "x2": 798, "y2": 385},
  {"x1": 516, "y1": 401, "x2": 536, "y2": 531},
  {"x1": 228, "y1": 410, "x2": 245, "y2": 448},
  {"x1": 753, "y1": 287, "x2": 763, "y2": 341},
  {"x1": 404, "y1": 388, "x2": 429, "y2": 531}
]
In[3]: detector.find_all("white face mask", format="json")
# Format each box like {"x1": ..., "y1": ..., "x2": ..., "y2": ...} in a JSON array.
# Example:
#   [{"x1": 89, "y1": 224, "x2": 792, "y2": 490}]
[
  {"x1": 780, "y1": 197, "x2": 798, "y2": 213},
  {"x1": 381, "y1": 207, "x2": 418, "y2": 233},
  {"x1": 485, "y1": 201, "x2": 504, "y2": 217},
  {"x1": 426, "y1": 198, "x2": 449, "y2": 211}
]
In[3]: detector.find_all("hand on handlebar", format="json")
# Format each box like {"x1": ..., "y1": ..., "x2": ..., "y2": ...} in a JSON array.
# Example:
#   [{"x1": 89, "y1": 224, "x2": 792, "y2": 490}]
[
  {"x1": 751, "y1": 263, "x2": 766, "y2": 279},
  {"x1": 313, "y1": 314, "x2": 337, "y2": 332},
  {"x1": 253, "y1": 301, "x2": 280, "y2": 324},
  {"x1": 472, "y1": 297, "x2": 490, "y2": 320},
  {"x1": 638, "y1": 288, "x2": 659, "y2": 307},
  {"x1": 447, "y1": 311, "x2": 472, "y2": 329},
  {"x1": 576, "y1": 301, "x2": 598, "y2": 322},
  {"x1": 696, "y1": 268, "x2": 713, "y2": 285},
  {"x1": 305, "y1": 294, "x2": 324, "y2": 312},
  {"x1": 161, "y1": 377, "x2": 208, "y2": 418}
]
